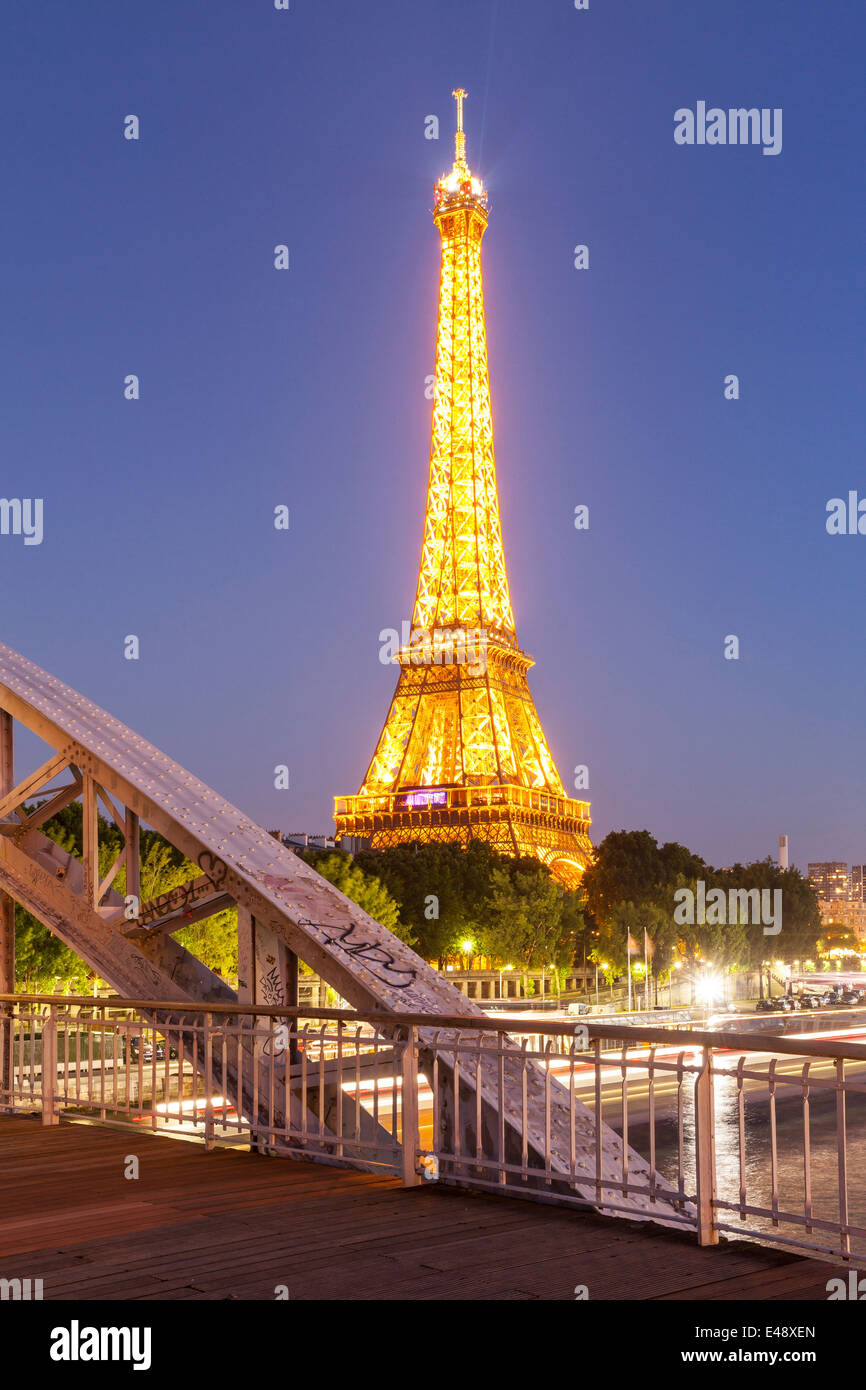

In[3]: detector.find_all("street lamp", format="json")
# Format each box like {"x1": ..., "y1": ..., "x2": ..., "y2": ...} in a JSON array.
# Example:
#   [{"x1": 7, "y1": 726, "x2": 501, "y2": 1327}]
[
  {"x1": 593, "y1": 960, "x2": 610, "y2": 1007},
  {"x1": 632, "y1": 961, "x2": 647, "y2": 1011},
  {"x1": 498, "y1": 963, "x2": 513, "y2": 1000}
]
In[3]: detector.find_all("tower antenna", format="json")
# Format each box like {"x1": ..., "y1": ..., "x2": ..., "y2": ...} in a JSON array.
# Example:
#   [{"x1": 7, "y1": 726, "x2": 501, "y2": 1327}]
[{"x1": 452, "y1": 87, "x2": 467, "y2": 168}]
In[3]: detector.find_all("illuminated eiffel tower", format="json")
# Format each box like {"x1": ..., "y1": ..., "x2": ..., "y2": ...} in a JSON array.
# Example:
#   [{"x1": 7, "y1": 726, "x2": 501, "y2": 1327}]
[{"x1": 335, "y1": 91, "x2": 591, "y2": 883}]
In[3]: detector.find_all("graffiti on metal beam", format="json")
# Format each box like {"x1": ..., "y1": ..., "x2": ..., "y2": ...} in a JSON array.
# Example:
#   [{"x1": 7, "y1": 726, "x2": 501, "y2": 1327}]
[
  {"x1": 258, "y1": 960, "x2": 285, "y2": 1007},
  {"x1": 297, "y1": 918, "x2": 418, "y2": 990},
  {"x1": 196, "y1": 850, "x2": 229, "y2": 889},
  {"x1": 192, "y1": 848, "x2": 416, "y2": 991},
  {"x1": 136, "y1": 873, "x2": 220, "y2": 928}
]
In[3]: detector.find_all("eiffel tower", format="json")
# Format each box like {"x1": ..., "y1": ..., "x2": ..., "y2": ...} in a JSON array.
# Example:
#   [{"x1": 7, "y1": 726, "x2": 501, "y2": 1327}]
[{"x1": 335, "y1": 91, "x2": 591, "y2": 884}]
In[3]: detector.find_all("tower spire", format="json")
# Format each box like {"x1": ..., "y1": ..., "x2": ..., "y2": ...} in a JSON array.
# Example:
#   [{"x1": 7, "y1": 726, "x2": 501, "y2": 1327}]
[{"x1": 452, "y1": 87, "x2": 467, "y2": 170}]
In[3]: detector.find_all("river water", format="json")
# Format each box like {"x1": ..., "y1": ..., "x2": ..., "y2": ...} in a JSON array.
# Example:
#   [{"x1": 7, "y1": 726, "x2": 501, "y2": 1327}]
[{"x1": 627, "y1": 1051, "x2": 866, "y2": 1260}]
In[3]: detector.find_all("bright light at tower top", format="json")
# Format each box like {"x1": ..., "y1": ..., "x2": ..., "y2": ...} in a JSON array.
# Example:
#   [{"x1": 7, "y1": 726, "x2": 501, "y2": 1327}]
[{"x1": 435, "y1": 87, "x2": 487, "y2": 206}]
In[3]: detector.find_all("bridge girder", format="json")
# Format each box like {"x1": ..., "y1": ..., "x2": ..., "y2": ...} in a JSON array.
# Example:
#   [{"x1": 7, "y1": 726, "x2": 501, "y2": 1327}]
[{"x1": 0, "y1": 643, "x2": 680, "y2": 1218}]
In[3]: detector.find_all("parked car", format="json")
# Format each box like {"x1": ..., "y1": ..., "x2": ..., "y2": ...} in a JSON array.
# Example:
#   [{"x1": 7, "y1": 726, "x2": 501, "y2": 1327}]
[
  {"x1": 756, "y1": 997, "x2": 791, "y2": 1013},
  {"x1": 126, "y1": 1035, "x2": 178, "y2": 1063},
  {"x1": 837, "y1": 989, "x2": 863, "y2": 1005}
]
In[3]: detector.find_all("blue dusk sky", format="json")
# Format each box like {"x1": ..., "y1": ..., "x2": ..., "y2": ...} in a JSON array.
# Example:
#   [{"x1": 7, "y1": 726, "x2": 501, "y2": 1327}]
[{"x1": 1, "y1": 0, "x2": 863, "y2": 873}]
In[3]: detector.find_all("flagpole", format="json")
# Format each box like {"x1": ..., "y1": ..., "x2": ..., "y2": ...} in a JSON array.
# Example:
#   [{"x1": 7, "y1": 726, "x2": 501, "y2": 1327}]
[{"x1": 627, "y1": 933, "x2": 632, "y2": 1012}]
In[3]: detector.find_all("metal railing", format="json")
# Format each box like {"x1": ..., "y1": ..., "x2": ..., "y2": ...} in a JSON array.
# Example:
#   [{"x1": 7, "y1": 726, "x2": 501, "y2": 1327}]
[
  {"x1": 0, "y1": 996, "x2": 411, "y2": 1176},
  {"x1": 3, "y1": 994, "x2": 866, "y2": 1263},
  {"x1": 334, "y1": 783, "x2": 591, "y2": 824}
]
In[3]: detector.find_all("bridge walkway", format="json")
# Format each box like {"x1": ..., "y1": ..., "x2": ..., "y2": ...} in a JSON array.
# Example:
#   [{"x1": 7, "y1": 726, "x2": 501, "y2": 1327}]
[{"x1": 0, "y1": 1117, "x2": 846, "y2": 1302}]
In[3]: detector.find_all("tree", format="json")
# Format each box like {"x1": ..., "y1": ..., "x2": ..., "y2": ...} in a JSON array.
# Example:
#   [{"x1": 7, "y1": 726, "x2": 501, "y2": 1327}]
[
  {"x1": 14, "y1": 903, "x2": 86, "y2": 990},
  {"x1": 14, "y1": 800, "x2": 232, "y2": 988},
  {"x1": 353, "y1": 840, "x2": 584, "y2": 977},
  {"x1": 175, "y1": 909, "x2": 239, "y2": 981},
  {"x1": 483, "y1": 864, "x2": 556, "y2": 982},
  {"x1": 596, "y1": 900, "x2": 679, "y2": 1001},
  {"x1": 15, "y1": 806, "x2": 91, "y2": 988},
  {"x1": 356, "y1": 841, "x2": 502, "y2": 966},
  {"x1": 583, "y1": 829, "x2": 707, "y2": 923},
  {"x1": 719, "y1": 860, "x2": 821, "y2": 994},
  {"x1": 479, "y1": 857, "x2": 582, "y2": 993},
  {"x1": 584, "y1": 830, "x2": 712, "y2": 1001},
  {"x1": 300, "y1": 850, "x2": 412, "y2": 945},
  {"x1": 562, "y1": 885, "x2": 592, "y2": 982}
]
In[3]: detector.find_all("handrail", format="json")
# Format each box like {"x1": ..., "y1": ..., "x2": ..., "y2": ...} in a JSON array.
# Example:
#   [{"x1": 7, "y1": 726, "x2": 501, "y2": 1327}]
[
  {"x1": 6, "y1": 990, "x2": 866, "y2": 1259},
  {"x1": 5, "y1": 993, "x2": 866, "y2": 1061}
]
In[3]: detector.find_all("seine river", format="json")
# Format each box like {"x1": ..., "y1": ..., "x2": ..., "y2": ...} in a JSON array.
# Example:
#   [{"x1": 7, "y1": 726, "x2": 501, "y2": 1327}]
[{"x1": 626, "y1": 1048, "x2": 866, "y2": 1260}]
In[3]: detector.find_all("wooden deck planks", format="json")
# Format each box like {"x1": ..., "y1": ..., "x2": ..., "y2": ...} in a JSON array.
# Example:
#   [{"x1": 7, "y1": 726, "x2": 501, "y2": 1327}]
[{"x1": 0, "y1": 1115, "x2": 852, "y2": 1301}]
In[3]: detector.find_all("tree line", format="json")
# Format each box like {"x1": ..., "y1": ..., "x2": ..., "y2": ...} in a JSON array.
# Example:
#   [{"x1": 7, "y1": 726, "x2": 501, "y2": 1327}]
[
  {"x1": 13, "y1": 805, "x2": 587, "y2": 992},
  {"x1": 581, "y1": 829, "x2": 824, "y2": 992},
  {"x1": 13, "y1": 801, "x2": 827, "y2": 998},
  {"x1": 310, "y1": 840, "x2": 588, "y2": 985}
]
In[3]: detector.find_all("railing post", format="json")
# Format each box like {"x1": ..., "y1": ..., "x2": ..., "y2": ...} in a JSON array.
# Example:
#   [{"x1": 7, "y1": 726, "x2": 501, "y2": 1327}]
[
  {"x1": 835, "y1": 1058, "x2": 850, "y2": 1257},
  {"x1": 0, "y1": 712, "x2": 14, "y2": 1111},
  {"x1": 203, "y1": 1012, "x2": 214, "y2": 1150},
  {"x1": 0, "y1": 906, "x2": 14, "y2": 1109},
  {"x1": 0, "y1": 986, "x2": 13, "y2": 1113},
  {"x1": 41, "y1": 1007, "x2": 59, "y2": 1127},
  {"x1": 400, "y1": 1025, "x2": 422, "y2": 1187},
  {"x1": 694, "y1": 1045, "x2": 718, "y2": 1245}
]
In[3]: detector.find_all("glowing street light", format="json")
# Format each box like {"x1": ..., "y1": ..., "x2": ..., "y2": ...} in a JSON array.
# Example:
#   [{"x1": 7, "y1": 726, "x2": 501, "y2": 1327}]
[{"x1": 695, "y1": 973, "x2": 722, "y2": 1006}]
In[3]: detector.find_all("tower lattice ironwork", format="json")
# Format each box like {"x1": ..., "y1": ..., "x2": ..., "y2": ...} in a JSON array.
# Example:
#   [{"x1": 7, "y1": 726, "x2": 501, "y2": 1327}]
[{"x1": 335, "y1": 91, "x2": 591, "y2": 883}]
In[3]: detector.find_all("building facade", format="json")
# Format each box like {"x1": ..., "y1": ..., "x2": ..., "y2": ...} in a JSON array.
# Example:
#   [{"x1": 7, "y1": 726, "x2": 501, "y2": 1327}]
[
  {"x1": 808, "y1": 862, "x2": 851, "y2": 903},
  {"x1": 818, "y1": 898, "x2": 866, "y2": 939}
]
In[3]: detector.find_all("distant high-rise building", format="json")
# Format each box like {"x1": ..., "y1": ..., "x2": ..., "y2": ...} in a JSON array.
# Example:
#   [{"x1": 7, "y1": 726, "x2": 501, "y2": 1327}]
[
  {"x1": 808, "y1": 862, "x2": 850, "y2": 902},
  {"x1": 778, "y1": 834, "x2": 789, "y2": 870},
  {"x1": 851, "y1": 865, "x2": 866, "y2": 902}
]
